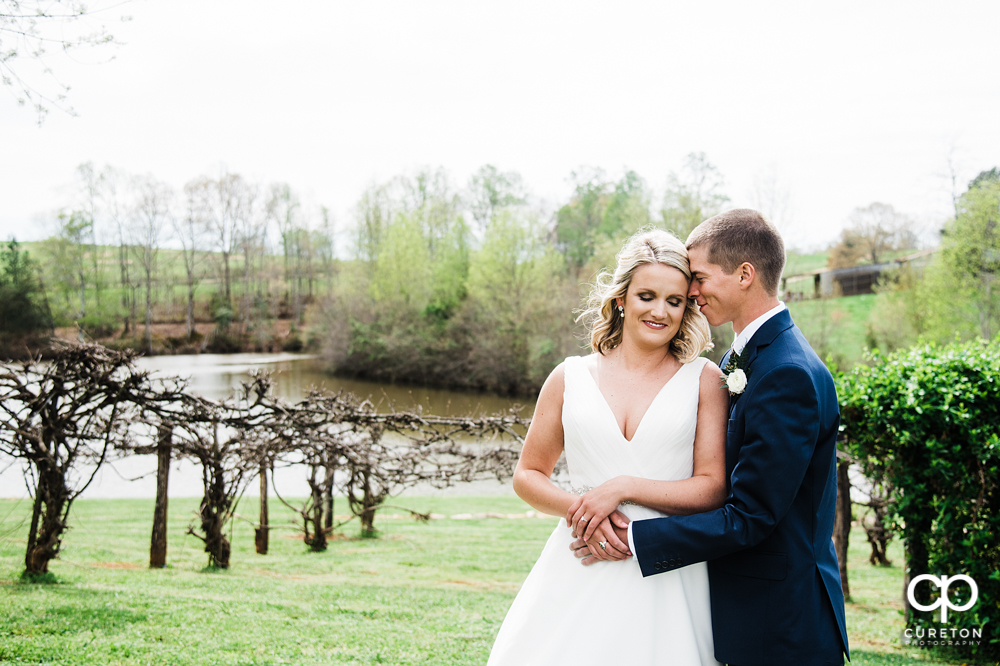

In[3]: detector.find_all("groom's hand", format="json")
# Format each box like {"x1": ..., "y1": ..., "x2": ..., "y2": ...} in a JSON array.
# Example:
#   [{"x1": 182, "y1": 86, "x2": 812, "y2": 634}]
[{"x1": 569, "y1": 511, "x2": 631, "y2": 565}]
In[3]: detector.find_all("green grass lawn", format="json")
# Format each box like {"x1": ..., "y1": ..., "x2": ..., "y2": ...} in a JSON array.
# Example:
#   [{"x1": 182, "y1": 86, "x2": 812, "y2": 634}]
[{"x1": 0, "y1": 497, "x2": 984, "y2": 665}]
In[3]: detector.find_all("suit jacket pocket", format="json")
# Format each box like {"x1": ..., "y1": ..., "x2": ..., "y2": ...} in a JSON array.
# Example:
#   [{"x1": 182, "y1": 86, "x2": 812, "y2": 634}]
[
  {"x1": 714, "y1": 550, "x2": 787, "y2": 581},
  {"x1": 727, "y1": 417, "x2": 738, "y2": 435}
]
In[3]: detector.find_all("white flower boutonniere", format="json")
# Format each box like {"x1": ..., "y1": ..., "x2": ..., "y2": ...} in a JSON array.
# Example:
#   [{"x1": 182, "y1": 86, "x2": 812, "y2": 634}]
[
  {"x1": 725, "y1": 368, "x2": 748, "y2": 394},
  {"x1": 720, "y1": 348, "x2": 750, "y2": 395}
]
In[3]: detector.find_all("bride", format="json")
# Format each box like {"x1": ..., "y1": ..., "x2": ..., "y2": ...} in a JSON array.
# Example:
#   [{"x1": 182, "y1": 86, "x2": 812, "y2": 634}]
[{"x1": 488, "y1": 229, "x2": 728, "y2": 666}]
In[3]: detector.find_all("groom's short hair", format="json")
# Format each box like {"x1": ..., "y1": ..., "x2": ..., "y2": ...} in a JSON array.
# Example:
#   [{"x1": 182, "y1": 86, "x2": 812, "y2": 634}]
[{"x1": 686, "y1": 209, "x2": 785, "y2": 296}]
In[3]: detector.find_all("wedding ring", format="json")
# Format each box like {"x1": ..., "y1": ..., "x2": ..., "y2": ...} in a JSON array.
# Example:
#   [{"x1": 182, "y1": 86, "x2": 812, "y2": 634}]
[
  {"x1": 579, "y1": 517, "x2": 589, "y2": 523},
  {"x1": 598, "y1": 541, "x2": 607, "y2": 550}
]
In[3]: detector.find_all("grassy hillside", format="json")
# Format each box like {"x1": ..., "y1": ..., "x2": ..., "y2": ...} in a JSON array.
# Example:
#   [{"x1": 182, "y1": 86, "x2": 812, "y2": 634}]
[
  {"x1": 784, "y1": 251, "x2": 829, "y2": 276},
  {"x1": 788, "y1": 293, "x2": 877, "y2": 370}
]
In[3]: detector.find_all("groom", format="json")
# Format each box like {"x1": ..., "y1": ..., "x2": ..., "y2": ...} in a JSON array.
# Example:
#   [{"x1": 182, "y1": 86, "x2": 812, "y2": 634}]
[{"x1": 578, "y1": 210, "x2": 849, "y2": 665}]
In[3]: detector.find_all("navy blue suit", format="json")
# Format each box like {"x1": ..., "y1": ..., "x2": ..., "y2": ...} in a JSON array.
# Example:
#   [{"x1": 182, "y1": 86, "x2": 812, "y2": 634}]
[{"x1": 631, "y1": 309, "x2": 849, "y2": 666}]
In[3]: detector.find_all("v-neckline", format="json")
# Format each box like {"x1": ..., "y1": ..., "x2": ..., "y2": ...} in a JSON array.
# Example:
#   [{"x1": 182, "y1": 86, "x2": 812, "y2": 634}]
[{"x1": 582, "y1": 359, "x2": 689, "y2": 443}]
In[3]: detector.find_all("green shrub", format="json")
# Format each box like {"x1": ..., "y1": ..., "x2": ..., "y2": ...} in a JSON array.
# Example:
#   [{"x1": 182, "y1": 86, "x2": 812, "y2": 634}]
[
  {"x1": 838, "y1": 340, "x2": 1000, "y2": 662},
  {"x1": 0, "y1": 241, "x2": 52, "y2": 336},
  {"x1": 281, "y1": 334, "x2": 304, "y2": 352},
  {"x1": 205, "y1": 329, "x2": 246, "y2": 354}
]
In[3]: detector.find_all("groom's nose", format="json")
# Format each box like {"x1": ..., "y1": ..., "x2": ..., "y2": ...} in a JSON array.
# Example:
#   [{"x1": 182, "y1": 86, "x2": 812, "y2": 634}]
[{"x1": 688, "y1": 281, "x2": 700, "y2": 299}]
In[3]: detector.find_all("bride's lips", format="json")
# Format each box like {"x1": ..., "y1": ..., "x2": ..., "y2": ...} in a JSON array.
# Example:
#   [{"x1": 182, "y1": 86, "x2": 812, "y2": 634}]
[{"x1": 643, "y1": 320, "x2": 667, "y2": 329}]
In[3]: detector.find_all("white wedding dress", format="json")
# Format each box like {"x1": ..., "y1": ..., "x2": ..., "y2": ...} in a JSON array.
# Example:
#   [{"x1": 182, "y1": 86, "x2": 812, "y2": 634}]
[{"x1": 488, "y1": 355, "x2": 721, "y2": 666}]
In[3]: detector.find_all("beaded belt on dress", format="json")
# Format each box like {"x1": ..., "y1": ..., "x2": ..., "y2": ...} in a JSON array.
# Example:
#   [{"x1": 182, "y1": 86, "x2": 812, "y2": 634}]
[{"x1": 570, "y1": 485, "x2": 636, "y2": 506}]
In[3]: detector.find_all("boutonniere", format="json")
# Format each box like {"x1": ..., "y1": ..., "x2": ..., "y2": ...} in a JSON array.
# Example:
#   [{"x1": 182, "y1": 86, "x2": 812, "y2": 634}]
[{"x1": 721, "y1": 349, "x2": 749, "y2": 395}]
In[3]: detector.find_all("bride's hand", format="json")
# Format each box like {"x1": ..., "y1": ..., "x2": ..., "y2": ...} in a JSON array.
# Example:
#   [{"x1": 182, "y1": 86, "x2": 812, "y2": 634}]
[
  {"x1": 567, "y1": 477, "x2": 630, "y2": 541},
  {"x1": 569, "y1": 513, "x2": 631, "y2": 563}
]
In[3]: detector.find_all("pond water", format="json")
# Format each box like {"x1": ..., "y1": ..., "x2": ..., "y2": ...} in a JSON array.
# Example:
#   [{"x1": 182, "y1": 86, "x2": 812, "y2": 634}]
[
  {"x1": 139, "y1": 353, "x2": 535, "y2": 417},
  {"x1": 0, "y1": 353, "x2": 535, "y2": 500}
]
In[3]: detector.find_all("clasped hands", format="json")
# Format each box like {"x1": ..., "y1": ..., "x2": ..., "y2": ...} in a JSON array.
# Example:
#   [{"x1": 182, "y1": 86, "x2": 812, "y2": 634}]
[{"x1": 565, "y1": 478, "x2": 631, "y2": 566}]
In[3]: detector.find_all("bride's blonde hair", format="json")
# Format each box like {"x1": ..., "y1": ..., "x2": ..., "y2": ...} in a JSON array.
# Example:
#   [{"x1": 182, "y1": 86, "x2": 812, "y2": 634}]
[{"x1": 578, "y1": 228, "x2": 712, "y2": 363}]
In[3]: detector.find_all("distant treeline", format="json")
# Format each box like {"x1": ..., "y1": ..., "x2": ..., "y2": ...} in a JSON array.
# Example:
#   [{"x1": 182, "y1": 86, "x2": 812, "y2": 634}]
[{"x1": 5, "y1": 160, "x2": 999, "y2": 393}]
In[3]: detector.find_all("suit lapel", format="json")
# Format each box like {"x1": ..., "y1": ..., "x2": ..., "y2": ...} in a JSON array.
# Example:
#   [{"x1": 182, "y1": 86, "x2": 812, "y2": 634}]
[
  {"x1": 739, "y1": 308, "x2": 794, "y2": 375},
  {"x1": 726, "y1": 309, "x2": 794, "y2": 416}
]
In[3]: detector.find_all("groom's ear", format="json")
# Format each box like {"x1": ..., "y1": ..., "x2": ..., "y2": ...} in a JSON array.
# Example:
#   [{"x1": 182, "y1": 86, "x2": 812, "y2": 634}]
[{"x1": 737, "y1": 262, "x2": 756, "y2": 291}]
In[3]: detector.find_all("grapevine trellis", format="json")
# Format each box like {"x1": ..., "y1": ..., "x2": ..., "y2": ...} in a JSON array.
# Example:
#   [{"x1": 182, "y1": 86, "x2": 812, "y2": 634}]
[{"x1": 0, "y1": 344, "x2": 528, "y2": 572}]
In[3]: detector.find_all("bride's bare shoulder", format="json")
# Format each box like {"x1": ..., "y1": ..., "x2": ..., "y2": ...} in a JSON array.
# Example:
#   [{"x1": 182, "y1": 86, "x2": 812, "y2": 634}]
[
  {"x1": 699, "y1": 358, "x2": 723, "y2": 377},
  {"x1": 698, "y1": 358, "x2": 728, "y2": 398}
]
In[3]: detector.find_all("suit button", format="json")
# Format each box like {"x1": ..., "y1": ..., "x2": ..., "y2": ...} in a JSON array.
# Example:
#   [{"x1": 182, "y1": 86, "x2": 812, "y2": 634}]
[
  {"x1": 668, "y1": 559, "x2": 676, "y2": 567},
  {"x1": 654, "y1": 562, "x2": 662, "y2": 570}
]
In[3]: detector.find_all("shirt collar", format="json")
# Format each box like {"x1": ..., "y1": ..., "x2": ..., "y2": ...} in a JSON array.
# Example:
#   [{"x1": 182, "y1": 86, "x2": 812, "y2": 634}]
[{"x1": 732, "y1": 302, "x2": 786, "y2": 356}]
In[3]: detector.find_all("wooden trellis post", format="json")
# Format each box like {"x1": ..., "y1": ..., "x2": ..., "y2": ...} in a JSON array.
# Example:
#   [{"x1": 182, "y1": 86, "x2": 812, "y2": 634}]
[{"x1": 149, "y1": 423, "x2": 172, "y2": 568}]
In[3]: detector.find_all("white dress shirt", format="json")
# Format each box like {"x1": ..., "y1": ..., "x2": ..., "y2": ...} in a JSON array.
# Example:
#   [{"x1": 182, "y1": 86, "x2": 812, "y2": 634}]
[
  {"x1": 730, "y1": 301, "x2": 786, "y2": 356},
  {"x1": 624, "y1": 301, "x2": 787, "y2": 558}
]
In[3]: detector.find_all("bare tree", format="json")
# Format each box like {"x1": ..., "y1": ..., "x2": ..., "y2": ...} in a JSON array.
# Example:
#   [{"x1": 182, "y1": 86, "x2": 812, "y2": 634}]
[
  {"x1": 75, "y1": 163, "x2": 108, "y2": 310},
  {"x1": 99, "y1": 166, "x2": 136, "y2": 335},
  {"x1": 749, "y1": 164, "x2": 794, "y2": 234},
  {"x1": 177, "y1": 183, "x2": 207, "y2": 339},
  {"x1": 129, "y1": 176, "x2": 173, "y2": 352},
  {"x1": 267, "y1": 183, "x2": 303, "y2": 324},
  {"x1": 317, "y1": 206, "x2": 337, "y2": 296},
  {"x1": 829, "y1": 202, "x2": 912, "y2": 269},
  {"x1": 233, "y1": 188, "x2": 268, "y2": 340},
  {"x1": 190, "y1": 172, "x2": 250, "y2": 308},
  {"x1": 0, "y1": 344, "x2": 147, "y2": 575},
  {"x1": 661, "y1": 153, "x2": 730, "y2": 240},
  {"x1": 352, "y1": 181, "x2": 395, "y2": 267},
  {"x1": 0, "y1": 1, "x2": 128, "y2": 122}
]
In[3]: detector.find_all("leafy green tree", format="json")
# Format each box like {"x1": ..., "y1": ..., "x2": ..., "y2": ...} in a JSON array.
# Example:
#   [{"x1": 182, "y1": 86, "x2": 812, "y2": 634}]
[
  {"x1": 426, "y1": 218, "x2": 470, "y2": 323},
  {"x1": 968, "y1": 167, "x2": 1000, "y2": 191},
  {"x1": 465, "y1": 211, "x2": 569, "y2": 393},
  {"x1": 660, "y1": 152, "x2": 729, "y2": 240},
  {"x1": 370, "y1": 212, "x2": 432, "y2": 309},
  {"x1": 42, "y1": 209, "x2": 95, "y2": 340},
  {"x1": 867, "y1": 173, "x2": 1000, "y2": 349},
  {"x1": 466, "y1": 165, "x2": 527, "y2": 234},
  {"x1": 0, "y1": 240, "x2": 52, "y2": 341},
  {"x1": 556, "y1": 169, "x2": 652, "y2": 273},
  {"x1": 555, "y1": 168, "x2": 611, "y2": 270},
  {"x1": 602, "y1": 171, "x2": 652, "y2": 238},
  {"x1": 937, "y1": 177, "x2": 1000, "y2": 340}
]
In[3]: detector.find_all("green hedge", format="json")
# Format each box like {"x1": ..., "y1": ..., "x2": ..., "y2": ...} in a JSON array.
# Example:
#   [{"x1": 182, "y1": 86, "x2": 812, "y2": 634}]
[{"x1": 838, "y1": 340, "x2": 1000, "y2": 662}]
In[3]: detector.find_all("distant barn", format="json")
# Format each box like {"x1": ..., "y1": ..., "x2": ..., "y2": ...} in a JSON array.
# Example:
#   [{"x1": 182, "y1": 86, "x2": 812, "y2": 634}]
[{"x1": 782, "y1": 249, "x2": 936, "y2": 299}]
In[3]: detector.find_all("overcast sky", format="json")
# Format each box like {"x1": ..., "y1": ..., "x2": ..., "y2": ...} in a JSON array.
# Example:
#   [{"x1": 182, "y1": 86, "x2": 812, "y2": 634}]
[{"x1": 3, "y1": 1, "x2": 999, "y2": 251}]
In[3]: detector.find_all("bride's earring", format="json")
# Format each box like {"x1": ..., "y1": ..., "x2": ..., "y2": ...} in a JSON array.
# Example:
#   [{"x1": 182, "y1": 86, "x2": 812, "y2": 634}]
[{"x1": 618, "y1": 304, "x2": 624, "y2": 317}]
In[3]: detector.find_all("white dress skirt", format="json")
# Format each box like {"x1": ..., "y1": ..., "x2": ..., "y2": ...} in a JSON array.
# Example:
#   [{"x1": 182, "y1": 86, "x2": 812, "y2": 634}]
[{"x1": 488, "y1": 356, "x2": 721, "y2": 666}]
